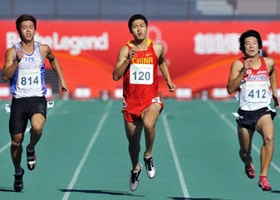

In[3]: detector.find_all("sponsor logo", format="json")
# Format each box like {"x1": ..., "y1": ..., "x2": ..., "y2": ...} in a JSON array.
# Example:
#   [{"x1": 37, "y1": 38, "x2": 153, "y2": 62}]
[
  {"x1": 247, "y1": 74, "x2": 267, "y2": 81},
  {"x1": 257, "y1": 70, "x2": 267, "y2": 74},
  {"x1": 6, "y1": 32, "x2": 109, "y2": 56}
]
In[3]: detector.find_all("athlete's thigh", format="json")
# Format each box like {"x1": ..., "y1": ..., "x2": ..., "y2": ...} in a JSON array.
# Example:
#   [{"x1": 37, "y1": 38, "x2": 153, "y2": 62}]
[
  {"x1": 256, "y1": 114, "x2": 274, "y2": 136},
  {"x1": 141, "y1": 103, "x2": 162, "y2": 124},
  {"x1": 237, "y1": 125, "x2": 254, "y2": 150},
  {"x1": 30, "y1": 113, "x2": 46, "y2": 130},
  {"x1": 28, "y1": 97, "x2": 47, "y2": 119},
  {"x1": 124, "y1": 117, "x2": 143, "y2": 142},
  {"x1": 9, "y1": 98, "x2": 28, "y2": 134}
]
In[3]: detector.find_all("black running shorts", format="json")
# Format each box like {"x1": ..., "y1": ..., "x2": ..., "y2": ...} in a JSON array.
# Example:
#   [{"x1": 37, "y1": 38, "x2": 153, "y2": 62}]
[
  {"x1": 9, "y1": 97, "x2": 47, "y2": 135},
  {"x1": 236, "y1": 107, "x2": 276, "y2": 132}
]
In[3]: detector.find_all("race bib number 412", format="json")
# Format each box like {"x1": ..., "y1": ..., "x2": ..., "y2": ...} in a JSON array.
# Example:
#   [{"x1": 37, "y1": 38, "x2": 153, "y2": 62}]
[
  {"x1": 245, "y1": 81, "x2": 269, "y2": 103},
  {"x1": 130, "y1": 64, "x2": 153, "y2": 85}
]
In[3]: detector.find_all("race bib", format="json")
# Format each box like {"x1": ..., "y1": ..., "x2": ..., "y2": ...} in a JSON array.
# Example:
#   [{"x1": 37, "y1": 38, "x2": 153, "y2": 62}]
[
  {"x1": 18, "y1": 69, "x2": 41, "y2": 89},
  {"x1": 245, "y1": 81, "x2": 269, "y2": 103},
  {"x1": 130, "y1": 64, "x2": 153, "y2": 85}
]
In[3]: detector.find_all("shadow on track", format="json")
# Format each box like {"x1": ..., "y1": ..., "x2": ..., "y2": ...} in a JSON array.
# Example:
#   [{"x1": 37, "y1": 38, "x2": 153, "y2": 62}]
[{"x1": 59, "y1": 188, "x2": 145, "y2": 197}]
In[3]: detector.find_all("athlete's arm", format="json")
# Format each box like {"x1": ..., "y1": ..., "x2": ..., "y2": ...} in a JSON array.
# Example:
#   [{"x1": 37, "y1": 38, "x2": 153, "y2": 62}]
[
  {"x1": 266, "y1": 57, "x2": 280, "y2": 108},
  {"x1": 2, "y1": 47, "x2": 20, "y2": 82},
  {"x1": 42, "y1": 44, "x2": 68, "y2": 92},
  {"x1": 155, "y1": 43, "x2": 176, "y2": 92},
  {"x1": 113, "y1": 45, "x2": 136, "y2": 81},
  {"x1": 227, "y1": 60, "x2": 247, "y2": 94}
]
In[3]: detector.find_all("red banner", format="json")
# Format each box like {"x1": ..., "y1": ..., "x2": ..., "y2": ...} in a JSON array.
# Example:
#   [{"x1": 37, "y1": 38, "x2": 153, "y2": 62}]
[{"x1": 1, "y1": 20, "x2": 280, "y2": 98}]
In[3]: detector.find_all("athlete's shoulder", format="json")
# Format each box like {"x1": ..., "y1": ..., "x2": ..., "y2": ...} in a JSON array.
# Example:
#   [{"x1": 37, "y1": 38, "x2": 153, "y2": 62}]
[
  {"x1": 39, "y1": 42, "x2": 51, "y2": 49},
  {"x1": 263, "y1": 56, "x2": 274, "y2": 66},
  {"x1": 6, "y1": 45, "x2": 16, "y2": 54},
  {"x1": 230, "y1": 58, "x2": 244, "y2": 72},
  {"x1": 152, "y1": 42, "x2": 164, "y2": 57},
  {"x1": 38, "y1": 42, "x2": 52, "y2": 56},
  {"x1": 263, "y1": 56, "x2": 275, "y2": 73}
]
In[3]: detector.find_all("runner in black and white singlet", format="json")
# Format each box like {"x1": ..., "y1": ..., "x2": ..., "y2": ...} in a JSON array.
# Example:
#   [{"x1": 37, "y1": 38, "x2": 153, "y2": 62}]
[
  {"x1": 227, "y1": 30, "x2": 280, "y2": 191},
  {"x1": 10, "y1": 41, "x2": 47, "y2": 98},
  {"x1": 2, "y1": 14, "x2": 68, "y2": 192}
]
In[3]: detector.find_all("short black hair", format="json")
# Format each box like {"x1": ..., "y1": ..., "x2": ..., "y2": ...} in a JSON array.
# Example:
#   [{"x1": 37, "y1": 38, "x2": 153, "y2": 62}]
[
  {"x1": 128, "y1": 14, "x2": 148, "y2": 33},
  {"x1": 239, "y1": 29, "x2": 263, "y2": 54},
  {"x1": 16, "y1": 14, "x2": 37, "y2": 33}
]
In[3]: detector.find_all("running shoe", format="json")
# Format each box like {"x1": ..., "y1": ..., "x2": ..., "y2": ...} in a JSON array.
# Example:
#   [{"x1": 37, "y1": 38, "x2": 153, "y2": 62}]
[
  {"x1": 14, "y1": 168, "x2": 24, "y2": 192},
  {"x1": 258, "y1": 176, "x2": 272, "y2": 191},
  {"x1": 129, "y1": 164, "x2": 142, "y2": 191},
  {"x1": 245, "y1": 162, "x2": 255, "y2": 179},
  {"x1": 26, "y1": 148, "x2": 36, "y2": 170},
  {"x1": 143, "y1": 155, "x2": 156, "y2": 179}
]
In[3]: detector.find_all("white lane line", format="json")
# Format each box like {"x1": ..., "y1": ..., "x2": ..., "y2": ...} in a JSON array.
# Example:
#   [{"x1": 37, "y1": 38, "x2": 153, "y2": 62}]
[
  {"x1": 0, "y1": 142, "x2": 10, "y2": 154},
  {"x1": 0, "y1": 100, "x2": 64, "y2": 154},
  {"x1": 208, "y1": 100, "x2": 280, "y2": 173},
  {"x1": 162, "y1": 112, "x2": 190, "y2": 198},
  {"x1": 62, "y1": 100, "x2": 113, "y2": 200}
]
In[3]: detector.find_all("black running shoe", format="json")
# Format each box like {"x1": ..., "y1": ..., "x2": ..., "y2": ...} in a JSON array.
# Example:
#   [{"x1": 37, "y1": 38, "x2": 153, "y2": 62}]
[
  {"x1": 26, "y1": 148, "x2": 36, "y2": 170},
  {"x1": 143, "y1": 156, "x2": 156, "y2": 179},
  {"x1": 14, "y1": 168, "x2": 24, "y2": 192},
  {"x1": 129, "y1": 164, "x2": 142, "y2": 191}
]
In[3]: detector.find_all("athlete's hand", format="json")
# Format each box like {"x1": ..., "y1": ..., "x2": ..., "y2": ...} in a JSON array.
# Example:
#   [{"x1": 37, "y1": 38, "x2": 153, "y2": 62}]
[
  {"x1": 243, "y1": 58, "x2": 254, "y2": 69},
  {"x1": 16, "y1": 49, "x2": 23, "y2": 62},
  {"x1": 167, "y1": 81, "x2": 176, "y2": 92},
  {"x1": 127, "y1": 47, "x2": 137, "y2": 60},
  {"x1": 273, "y1": 94, "x2": 280, "y2": 109},
  {"x1": 60, "y1": 81, "x2": 68, "y2": 93}
]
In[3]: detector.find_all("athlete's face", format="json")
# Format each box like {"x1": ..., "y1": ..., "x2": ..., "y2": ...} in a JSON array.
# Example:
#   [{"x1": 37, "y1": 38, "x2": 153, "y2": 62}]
[
  {"x1": 131, "y1": 19, "x2": 147, "y2": 41},
  {"x1": 19, "y1": 20, "x2": 36, "y2": 42},
  {"x1": 244, "y1": 36, "x2": 259, "y2": 57}
]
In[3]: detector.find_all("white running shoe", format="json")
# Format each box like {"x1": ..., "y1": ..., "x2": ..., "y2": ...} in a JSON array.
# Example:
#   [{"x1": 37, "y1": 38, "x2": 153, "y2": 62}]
[
  {"x1": 144, "y1": 156, "x2": 156, "y2": 179},
  {"x1": 129, "y1": 164, "x2": 142, "y2": 191}
]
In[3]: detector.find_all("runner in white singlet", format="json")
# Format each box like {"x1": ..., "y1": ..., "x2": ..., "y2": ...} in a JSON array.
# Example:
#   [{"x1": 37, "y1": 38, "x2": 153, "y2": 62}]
[
  {"x1": 2, "y1": 14, "x2": 68, "y2": 192},
  {"x1": 227, "y1": 29, "x2": 280, "y2": 191}
]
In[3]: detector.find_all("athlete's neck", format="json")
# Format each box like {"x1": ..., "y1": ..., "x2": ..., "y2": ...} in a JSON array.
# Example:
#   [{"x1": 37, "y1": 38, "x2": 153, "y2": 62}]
[
  {"x1": 133, "y1": 39, "x2": 148, "y2": 51},
  {"x1": 20, "y1": 41, "x2": 34, "y2": 54}
]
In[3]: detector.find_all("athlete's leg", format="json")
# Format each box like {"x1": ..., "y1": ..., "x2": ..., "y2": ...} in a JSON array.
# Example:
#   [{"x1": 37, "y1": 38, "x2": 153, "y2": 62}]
[
  {"x1": 10, "y1": 133, "x2": 25, "y2": 173},
  {"x1": 238, "y1": 125, "x2": 254, "y2": 165},
  {"x1": 124, "y1": 118, "x2": 143, "y2": 171},
  {"x1": 27, "y1": 113, "x2": 46, "y2": 150},
  {"x1": 9, "y1": 98, "x2": 27, "y2": 174},
  {"x1": 141, "y1": 103, "x2": 162, "y2": 157},
  {"x1": 256, "y1": 114, "x2": 274, "y2": 176}
]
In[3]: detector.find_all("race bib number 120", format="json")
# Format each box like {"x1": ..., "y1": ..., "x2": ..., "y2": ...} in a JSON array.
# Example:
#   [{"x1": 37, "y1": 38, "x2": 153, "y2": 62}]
[{"x1": 130, "y1": 64, "x2": 153, "y2": 85}]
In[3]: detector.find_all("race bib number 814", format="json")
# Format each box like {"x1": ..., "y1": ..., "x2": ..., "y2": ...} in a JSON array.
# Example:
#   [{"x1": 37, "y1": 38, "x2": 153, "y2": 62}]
[{"x1": 18, "y1": 69, "x2": 41, "y2": 89}]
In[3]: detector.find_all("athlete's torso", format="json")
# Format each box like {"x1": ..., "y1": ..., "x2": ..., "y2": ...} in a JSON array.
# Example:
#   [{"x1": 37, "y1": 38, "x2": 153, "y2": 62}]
[
  {"x1": 236, "y1": 56, "x2": 272, "y2": 110},
  {"x1": 10, "y1": 41, "x2": 46, "y2": 98},
  {"x1": 123, "y1": 39, "x2": 159, "y2": 100}
]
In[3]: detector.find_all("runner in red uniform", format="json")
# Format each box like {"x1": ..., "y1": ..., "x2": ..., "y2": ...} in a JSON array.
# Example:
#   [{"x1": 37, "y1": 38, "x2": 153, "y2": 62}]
[{"x1": 113, "y1": 14, "x2": 175, "y2": 191}]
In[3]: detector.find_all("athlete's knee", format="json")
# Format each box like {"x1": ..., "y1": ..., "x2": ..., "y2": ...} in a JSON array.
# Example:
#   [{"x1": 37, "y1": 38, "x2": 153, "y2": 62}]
[
  {"x1": 239, "y1": 149, "x2": 250, "y2": 158},
  {"x1": 128, "y1": 141, "x2": 140, "y2": 153},
  {"x1": 11, "y1": 139, "x2": 22, "y2": 149},
  {"x1": 128, "y1": 136, "x2": 140, "y2": 145},
  {"x1": 30, "y1": 126, "x2": 43, "y2": 136},
  {"x1": 263, "y1": 132, "x2": 274, "y2": 145},
  {"x1": 143, "y1": 117, "x2": 156, "y2": 130}
]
